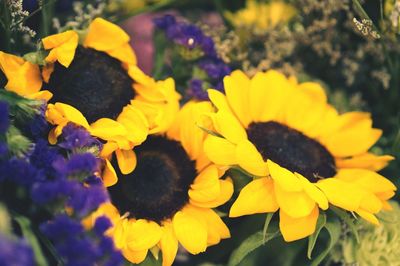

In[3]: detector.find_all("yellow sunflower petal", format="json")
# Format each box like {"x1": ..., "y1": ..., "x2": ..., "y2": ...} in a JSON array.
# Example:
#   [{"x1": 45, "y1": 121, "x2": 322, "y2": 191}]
[
  {"x1": 236, "y1": 140, "x2": 268, "y2": 176},
  {"x1": 208, "y1": 89, "x2": 231, "y2": 112},
  {"x1": 296, "y1": 173, "x2": 329, "y2": 210},
  {"x1": 267, "y1": 160, "x2": 302, "y2": 192},
  {"x1": 115, "y1": 149, "x2": 137, "y2": 175},
  {"x1": 100, "y1": 142, "x2": 119, "y2": 157},
  {"x1": 324, "y1": 112, "x2": 382, "y2": 157},
  {"x1": 334, "y1": 169, "x2": 397, "y2": 194},
  {"x1": 359, "y1": 193, "x2": 383, "y2": 213},
  {"x1": 30, "y1": 90, "x2": 53, "y2": 101},
  {"x1": 229, "y1": 178, "x2": 278, "y2": 217},
  {"x1": 47, "y1": 124, "x2": 64, "y2": 144},
  {"x1": 274, "y1": 181, "x2": 316, "y2": 218},
  {"x1": 168, "y1": 101, "x2": 213, "y2": 161},
  {"x1": 336, "y1": 153, "x2": 394, "y2": 171},
  {"x1": 42, "y1": 64, "x2": 54, "y2": 83},
  {"x1": 159, "y1": 222, "x2": 178, "y2": 266},
  {"x1": 355, "y1": 209, "x2": 380, "y2": 225},
  {"x1": 190, "y1": 178, "x2": 234, "y2": 208},
  {"x1": 117, "y1": 105, "x2": 149, "y2": 145},
  {"x1": 53, "y1": 102, "x2": 90, "y2": 128},
  {"x1": 203, "y1": 135, "x2": 237, "y2": 166},
  {"x1": 105, "y1": 42, "x2": 137, "y2": 66},
  {"x1": 103, "y1": 159, "x2": 118, "y2": 187},
  {"x1": 122, "y1": 249, "x2": 148, "y2": 264},
  {"x1": 89, "y1": 118, "x2": 127, "y2": 140},
  {"x1": 42, "y1": 30, "x2": 79, "y2": 67},
  {"x1": 223, "y1": 70, "x2": 251, "y2": 127},
  {"x1": 297, "y1": 82, "x2": 327, "y2": 102},
  {"x1": 126, "y1": 219, "x2": 162, "y2": 251},
  {"x1": 211, "y1": 110, "x2": 247, "y2": 144},
  {"x1": 279, "y1": 207, "x2": 319, "y2": 242},
  {"x1": 172, "y1": 210, "x2": 208, "y2": 254},
  {"x1": 84, "y1": 18, "x2": 130, "y2": 52},
  {"x1": 0, "y1": 52, "x2": 42, "y2": 96},
  {"x1": 316, "y1": 178, "x2": 365, "y2": 211},
  {"x1": 189, "y1": 165, "x2": 220, "y2": 201},
  {"x1": 249, "y1": 70, "x2": 289, "y2": 122},
  {"x1": 184, "y1": 205, "x2": 230, "y2": 246}
]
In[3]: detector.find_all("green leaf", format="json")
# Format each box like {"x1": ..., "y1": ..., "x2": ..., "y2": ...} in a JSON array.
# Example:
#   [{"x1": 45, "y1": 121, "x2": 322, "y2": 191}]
[
  {"x1": 13, "y1": 214, "x2": 48, "y2": 266},
  {"x1": 330, "y1": 206, "x2": 360, "y2": 243},
  {"x1": 310, "y1": 217, "x2": 341, "y2": 266},
  {"x1": 307, "y1": 212, "x2": 327, "y2": 259},
  {"x1": 228, "y1": 230, "x2": 280, "y2": 266}
]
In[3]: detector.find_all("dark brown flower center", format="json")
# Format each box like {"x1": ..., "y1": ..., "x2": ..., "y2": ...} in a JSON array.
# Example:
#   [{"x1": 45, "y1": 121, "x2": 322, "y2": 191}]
[
  {"x1": 45, "y1": 46, "x2": 135, "y2": 123},
  {"x1": 107, "y1": 136, "x2": 197, "y2": 223},
  {"x1": 247, "y1": 121, "x2": 336, "y2": 182}
]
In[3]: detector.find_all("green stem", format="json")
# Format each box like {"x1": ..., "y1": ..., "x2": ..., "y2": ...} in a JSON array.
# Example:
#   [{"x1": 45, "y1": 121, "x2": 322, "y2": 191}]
[
  {"x1": 40, "y1": 0, "x2": 57, "y2": 37},
  {"x1": 13, "y1": 212, "x2": 49, "y2": 266}
]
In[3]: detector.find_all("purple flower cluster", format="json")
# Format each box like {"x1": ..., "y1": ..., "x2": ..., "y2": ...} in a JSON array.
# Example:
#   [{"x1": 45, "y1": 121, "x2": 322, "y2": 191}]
[
  {"x1": 0, "y1": 103, "x2": 123, "y2": 266},
  {"x1": 154, "y1": 15, "x2": 231, "y2": 100},
  {"x1": 41, "y1": 215, "x2": 122, "y2": 266},
  {"x1": 0, "y1": 233, "x2": 34, "y2": 266},
  {"x1": 154, "y1": 14, "x2": 216, "y2": 57}
]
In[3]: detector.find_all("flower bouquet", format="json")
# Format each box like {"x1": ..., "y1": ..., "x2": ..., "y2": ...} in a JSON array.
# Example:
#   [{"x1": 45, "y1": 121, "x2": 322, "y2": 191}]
[{"x1": 0, "y1": 0, "x2": 399, "y2": 265}]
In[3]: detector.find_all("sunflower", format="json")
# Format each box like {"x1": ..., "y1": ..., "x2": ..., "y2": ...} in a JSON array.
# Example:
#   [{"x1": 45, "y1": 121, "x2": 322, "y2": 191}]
[
  {"x1": 38, "y1": 18, "x2": 180, "y2": 186},
  {"x1": 84, "y1": 101, "x2": 233, "y2": 265},
  {"x1": 203, "y1": 70, "x2": 397, "y2": 241}
]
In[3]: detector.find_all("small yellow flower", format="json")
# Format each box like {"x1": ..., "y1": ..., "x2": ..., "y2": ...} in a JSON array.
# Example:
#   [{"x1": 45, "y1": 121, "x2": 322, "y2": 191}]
[
  {"x1": 225, "y1": 0, "x2": 297, "y2": 31},
  {"x1": 85, "y1": 101, "x2": 233, "y2": 266},
  {"x1": 203, "y1": 70, "x2": 396, "y2": 242}
]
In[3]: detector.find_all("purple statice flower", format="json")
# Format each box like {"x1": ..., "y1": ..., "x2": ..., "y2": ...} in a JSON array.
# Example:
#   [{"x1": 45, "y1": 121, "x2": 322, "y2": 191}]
[
  {"x1": 0, "y1": 158, "x2": 43, "y2": 186},
  {"x1": 29, "y1": 139, "x2": 61, "y2": 176},
  {"x1": 21, "y1": 104, "x2": 49, "y2": 141},
  {"x1": 41, "y1": 215, "x2": 123, "y2": 266},
  {"x1": 0, "y1": 101, "x2": 9, "y2": 134},
  {"x1": 188, "y1": 58, "x2": 232, "y2": 100},
  {"x1": 188, "y1": 79, "x2": 207, "y2": 100},
  {"x1": 30, "y1": 179, "x2": 76, "y2": 205},
  {"x1": 59, "y1": 123, "x2": 102, "y2": 151},
  {"x1": 0, "y1": 234, "x2": 34, "y2": 266},
  {"x1": 153, "y1": 14, "x2": 176, "y2": 29},
  {"x1": 198, "y1": 58, "x2": 231, "y2": 80},
  {"x1": 0, "y1": 143, "x2": 7, "y2": 157},
  {"x1": 40, "y1": 214, "x2": 84, "y2": 240},
  {"x1": 93, "y1": 216, "x2": 112, "y2": 235},
  {"x1": 68, "y1": 184, "x2": 109, "y2": 218},
  {"x1": 154, "y1": 15, "x2": 231, "y2": 100},
  {"x1": 53, "y1": 153, "x2": 99, "y2": 178},
  {"x1": 154, "y1": 15, "x2": 217, "y2": 57}
]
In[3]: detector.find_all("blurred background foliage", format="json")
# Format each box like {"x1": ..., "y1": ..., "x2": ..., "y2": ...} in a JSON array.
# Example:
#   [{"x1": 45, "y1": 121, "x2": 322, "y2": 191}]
[{"x1": 0, "y1": 0, "x2": 399, "y2": 265}]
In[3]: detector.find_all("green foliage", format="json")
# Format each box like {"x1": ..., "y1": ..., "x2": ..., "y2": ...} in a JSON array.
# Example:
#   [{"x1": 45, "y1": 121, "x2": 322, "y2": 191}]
[
  {"x1": 5, "y1": 125, "x2": 31, "y2": 158},
  {"x1": 228, "y1": 229, "x2": 281, "y2": 266},
  {"x1": 307, "y1": 212, "x2": 326, "y2": 259},
  {"x1": 0, "y1": 90, "x2": 42, "y2": 123},
  {"x1": 310, "y1": 216, "x2": 341, "y2": 266}
]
